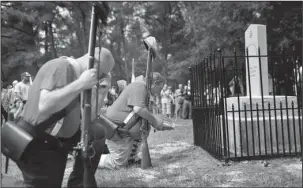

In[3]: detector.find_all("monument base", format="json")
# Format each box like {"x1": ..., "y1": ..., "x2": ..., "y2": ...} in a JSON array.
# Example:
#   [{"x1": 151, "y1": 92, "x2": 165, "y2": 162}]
[{"x1": 221, "y1": 96, "x2": 302, "y2": 157}]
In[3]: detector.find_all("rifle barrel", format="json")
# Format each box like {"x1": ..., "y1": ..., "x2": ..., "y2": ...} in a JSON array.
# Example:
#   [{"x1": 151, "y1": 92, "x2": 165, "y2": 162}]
[
  {"x1": 82, "y1": 4, "x2": 98, "y2": 188},
  {"x1": 141, "y1": 48, "x2": 153, "y2": 169}
]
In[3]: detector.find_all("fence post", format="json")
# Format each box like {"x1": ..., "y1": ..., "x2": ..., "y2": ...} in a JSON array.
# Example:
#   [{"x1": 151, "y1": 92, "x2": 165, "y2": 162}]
[
  {"x1": 217, "y1": 48, "x2": 228, "y2": 162},
  {"x1": 189, "y1": 66, "x2": 196, "y2": 146}
]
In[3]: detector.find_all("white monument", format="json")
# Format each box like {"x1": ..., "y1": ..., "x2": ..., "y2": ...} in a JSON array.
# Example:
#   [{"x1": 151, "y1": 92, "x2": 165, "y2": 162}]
[{"x1": 245, "y1": 24, "x2": 269, "y2": 96}]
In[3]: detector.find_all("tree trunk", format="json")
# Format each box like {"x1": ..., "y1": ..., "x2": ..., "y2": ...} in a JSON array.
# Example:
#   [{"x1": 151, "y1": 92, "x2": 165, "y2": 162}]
[
  {"x1": 71, "y1": 9, "x2": 85, "y2": 55},
  {"x1": 48, "y1": 21, "x2": 57, "y2": 58},
  {"x1": 121, "y1": 21, "x2": 129, "y2": 82},
  {"x1": 162, "y1": 22, "x2": 169, "y2": 78},
  {"x1": 44, "y1": 23, "x2": 48, "y2": 54}
]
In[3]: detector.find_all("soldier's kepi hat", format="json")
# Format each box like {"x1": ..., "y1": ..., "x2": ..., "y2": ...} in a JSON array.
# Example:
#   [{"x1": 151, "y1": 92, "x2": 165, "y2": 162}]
[{"x1": 143, "y1": 36, "x2": 159, "y2": 59}]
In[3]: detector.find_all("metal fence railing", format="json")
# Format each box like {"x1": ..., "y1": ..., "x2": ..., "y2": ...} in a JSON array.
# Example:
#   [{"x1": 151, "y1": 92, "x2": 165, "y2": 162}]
[{"x1": 190, "y1": 48, "x2": 302, "y2": 161}]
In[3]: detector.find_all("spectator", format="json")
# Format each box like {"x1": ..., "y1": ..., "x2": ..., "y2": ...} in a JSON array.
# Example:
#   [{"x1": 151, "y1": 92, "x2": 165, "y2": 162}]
[
  {"x1": 9, "y1": 100, "x2": 23, "y2": 122},
  {"x1": 110, "y1": 86, "x2": 118, "y2": 98},
  {"x1": 104, "y1": 91, "x2": 115, "y2": 107},
  {"x1": 182, "y1": 85, "x2": 192, "y2": 119},
  {"x1": 160, "y1": 84, "x2": 168, "y2": 116},
  {"x1": 117, "y1": 80, "x2": 127, "y2": 96},
  {"x1": 165, "y1": 86, "x2": 174, "y2": 118},
  {"x1": 228, "y1": 75, "x2": 244, "y2": 97},
  {"x1": 174, "y1": 84, "x2": 183, "y2": 119},
  {"x1": 14, "y1": 72, "x2": 32, "y2": 104},
  {"x1": 1, "y1": 104, "x2": 8, "y2": 125},
  {"x1": 212, "y1": 85, "x2": 221, "y2": 105},
  {"x1": 151, "y1": 93, "x2": 161, "y2": 114},
  {"x1": 9, "y1": 80, "x2": 19, "y2": 106},
  {"x1": 1, "y1": 82, "x2": 9, "y2": 125},
  {"x1": 2, "y1": 84, "x2": 10, "y2": 113},
  {"x1": 104, "y1": 86, "x2": 117, "y2": 107},
  {"x1": 96, "y1": 74, "x2": 112, "y2": 115}
]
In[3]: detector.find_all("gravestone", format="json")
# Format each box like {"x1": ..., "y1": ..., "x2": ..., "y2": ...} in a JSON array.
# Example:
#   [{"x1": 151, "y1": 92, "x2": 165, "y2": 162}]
[{"x1": 245, "y1": 24, "x2": 269, "y2": 96}]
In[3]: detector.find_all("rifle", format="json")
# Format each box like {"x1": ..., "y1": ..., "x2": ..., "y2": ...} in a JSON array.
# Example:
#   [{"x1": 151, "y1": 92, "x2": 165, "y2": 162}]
[
  {"x1": 77, "y1": 2, "x2": 109, "y2": 188},
  {"x1": 141, "y1": 37, "x2": 157, "y2": 169}
]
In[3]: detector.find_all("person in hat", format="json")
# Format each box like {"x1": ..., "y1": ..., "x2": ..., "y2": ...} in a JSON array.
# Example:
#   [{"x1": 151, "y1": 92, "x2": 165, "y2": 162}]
[
  {"x1": 15, "y1": 47, "x2": 115, "y2": 188},
  {"x1": 13, "y1": 72, "x2": 32, "y2": 121},
  {"x1": 98, "y1": 72, "x2": 174, "y2": 170}
]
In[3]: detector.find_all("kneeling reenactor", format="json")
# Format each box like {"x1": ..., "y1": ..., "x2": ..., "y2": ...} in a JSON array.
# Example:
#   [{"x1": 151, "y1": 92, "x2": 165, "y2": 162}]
[{"x1": 97, "y1": 72, "x2": 174, "y2": 170}]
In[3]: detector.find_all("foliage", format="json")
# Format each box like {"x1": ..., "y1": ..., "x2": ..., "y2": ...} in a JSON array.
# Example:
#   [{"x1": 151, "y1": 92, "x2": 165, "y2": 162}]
[{"x1": 1, "y1": 2, "x2": 302, "y2": 85}]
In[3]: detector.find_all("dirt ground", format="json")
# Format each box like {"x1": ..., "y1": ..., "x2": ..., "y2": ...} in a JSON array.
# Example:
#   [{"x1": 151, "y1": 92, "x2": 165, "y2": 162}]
[{"x1": 2, "y1": 119, "x2": 302, "y2": 187}]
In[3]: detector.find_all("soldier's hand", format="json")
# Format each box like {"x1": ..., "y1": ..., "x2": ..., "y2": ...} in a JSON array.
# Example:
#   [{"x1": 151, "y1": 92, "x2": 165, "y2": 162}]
[
  {"x1": 161, "y1": 121, "x2": 175, "y2": 130},
  {"x1": 157, "y1": 121, "x2": 174, "y2": 131},
  {"x1": 78, "y1": 68, "x2": 98, "y2": 90}
]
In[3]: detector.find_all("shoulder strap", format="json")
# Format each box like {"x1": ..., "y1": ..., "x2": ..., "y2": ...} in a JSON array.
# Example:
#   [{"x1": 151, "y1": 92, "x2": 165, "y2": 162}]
[{"x1": 36, "y1": 109, "x2": 66, "y2": 132}]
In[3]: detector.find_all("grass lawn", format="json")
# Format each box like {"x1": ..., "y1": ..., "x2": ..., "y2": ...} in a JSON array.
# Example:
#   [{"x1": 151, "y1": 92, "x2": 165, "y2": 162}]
[{"x1": 2, "y1": 119, "x2": 302, "y2": 187}]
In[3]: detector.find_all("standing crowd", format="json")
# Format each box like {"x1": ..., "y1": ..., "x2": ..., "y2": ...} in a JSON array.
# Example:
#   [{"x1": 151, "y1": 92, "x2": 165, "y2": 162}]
[
  {"x1": 1, "y1": 72, "x2": 32, "y2": 125},
  {"x1": 158, "y1": 81, "x2": 192, "y2": 120},
  {"x1": 103, "y1": 80, "x2": 193, "y2": 120}
]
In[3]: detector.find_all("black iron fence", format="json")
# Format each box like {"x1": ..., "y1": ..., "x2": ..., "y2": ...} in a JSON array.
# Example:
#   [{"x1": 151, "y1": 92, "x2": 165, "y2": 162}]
[{"x1": 190, "y1": 48, "x2": 302, "y2": 161}]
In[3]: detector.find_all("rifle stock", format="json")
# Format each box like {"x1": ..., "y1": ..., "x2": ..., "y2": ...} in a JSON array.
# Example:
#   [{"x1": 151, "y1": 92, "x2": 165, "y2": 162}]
[
  {"x1": 141, "y1": 48, "x2": 153, "y2": 169},
  {"x1": 83, "y1": 155, "x2": 98, "y2": 188}
]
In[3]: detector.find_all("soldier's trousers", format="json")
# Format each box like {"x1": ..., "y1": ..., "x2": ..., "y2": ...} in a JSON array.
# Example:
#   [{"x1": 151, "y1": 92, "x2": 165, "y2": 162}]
[{"x1": 16, "y1": 125, "x2": 106, "y2": 188}]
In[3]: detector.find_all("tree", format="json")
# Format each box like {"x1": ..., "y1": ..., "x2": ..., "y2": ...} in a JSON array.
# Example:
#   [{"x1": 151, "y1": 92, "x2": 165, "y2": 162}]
[
  {"x1": 142, "y1": 2, "x2": 186, "y2": 79},
  {"x1": 1, "y1": 2, "x2": 301, "y2": 85},
  {"x1": 1, "y1": 2, "x2": 46, "y2": 82}
]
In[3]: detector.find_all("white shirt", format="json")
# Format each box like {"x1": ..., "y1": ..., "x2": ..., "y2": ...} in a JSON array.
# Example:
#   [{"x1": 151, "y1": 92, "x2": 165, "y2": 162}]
[{"x1": 14, "y1": 81, "x2": 31, "y2": 101}]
